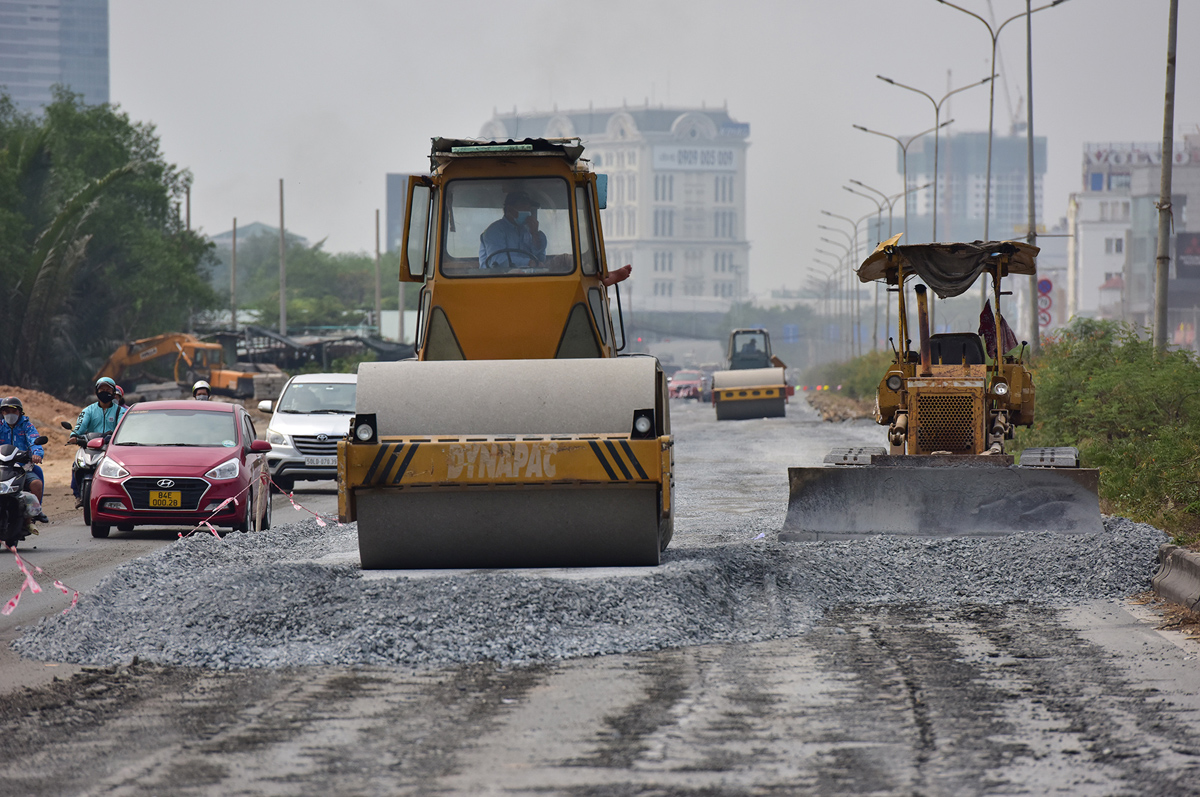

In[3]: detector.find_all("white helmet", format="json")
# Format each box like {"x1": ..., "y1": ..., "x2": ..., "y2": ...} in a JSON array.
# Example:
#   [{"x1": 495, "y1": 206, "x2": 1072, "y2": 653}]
[{"x1": 192, "y1": 380, "x2": 211, "y2": 400}]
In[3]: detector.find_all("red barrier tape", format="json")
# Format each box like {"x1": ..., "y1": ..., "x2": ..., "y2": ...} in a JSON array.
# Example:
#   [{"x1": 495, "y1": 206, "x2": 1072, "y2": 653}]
[{"x1": 5, "y1": 472, "x2": 343, "y2": 617}]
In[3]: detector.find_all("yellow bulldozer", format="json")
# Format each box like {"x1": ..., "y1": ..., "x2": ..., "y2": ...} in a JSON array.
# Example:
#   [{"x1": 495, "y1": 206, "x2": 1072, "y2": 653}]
[
  {"x1": 710, "y1": 328, "x2": 791, "y2": 420},
  {"x1": 782, "y1": 237, "x2": 1101, "y2": 540},
  {"x1": 94, "y1": 333, "x2": 286, "y2": 401},
  {"x1": 338, "y1": 137, "x2": 673, "y2": 568}
]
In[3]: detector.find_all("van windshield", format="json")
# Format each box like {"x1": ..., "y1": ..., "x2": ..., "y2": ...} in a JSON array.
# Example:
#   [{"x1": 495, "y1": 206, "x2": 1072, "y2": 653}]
[
  {"x1": 441, "y1": 177, "x2": 575, "y2": 277},
  {"x1": 276, "y1": 382, "x2": 357, "y2": 414}
]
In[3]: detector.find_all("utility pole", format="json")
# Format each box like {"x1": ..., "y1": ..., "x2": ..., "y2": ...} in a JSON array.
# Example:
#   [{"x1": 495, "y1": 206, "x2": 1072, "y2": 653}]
[
  {"x1": 1024, "y1": 0, "x2": 1040, "y2": 356},
  {"x1": 279, "y1": 179, "x2": 287, "y2": 337},
  {"x1": 1154, "y1": 0, "x2": 1180, "y2": 352},
  {"x1": 374, "y1": 209, "x2": 383, "y2": 337},
  {"x1": 231, "y1": 217, "x2": 237, "y2": 332}
]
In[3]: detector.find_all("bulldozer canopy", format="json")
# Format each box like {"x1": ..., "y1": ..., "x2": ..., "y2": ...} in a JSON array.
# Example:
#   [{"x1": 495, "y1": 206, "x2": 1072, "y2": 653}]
[{"x1": 858, "y1": 238, "x2": 1039, "y2": 299}]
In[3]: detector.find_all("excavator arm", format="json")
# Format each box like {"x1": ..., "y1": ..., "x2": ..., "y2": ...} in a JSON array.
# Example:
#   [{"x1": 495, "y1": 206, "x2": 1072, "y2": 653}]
[{"x1": 93, "y1": 333, "x2": 216, "y2": 386}]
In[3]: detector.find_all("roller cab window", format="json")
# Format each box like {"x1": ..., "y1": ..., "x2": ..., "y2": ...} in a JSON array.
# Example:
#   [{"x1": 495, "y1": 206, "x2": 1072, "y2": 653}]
[{"x1": 442, "y1": 177, "x2": 576, "y2": 277}]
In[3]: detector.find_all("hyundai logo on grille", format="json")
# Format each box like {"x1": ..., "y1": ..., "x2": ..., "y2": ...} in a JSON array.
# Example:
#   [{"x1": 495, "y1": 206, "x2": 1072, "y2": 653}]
[
  {"x1": 157, "y1": 479, "x2": 176, "y2": 488},
  {"x1": 317, "y1": 433, "x2": 328, "y2": 441}
]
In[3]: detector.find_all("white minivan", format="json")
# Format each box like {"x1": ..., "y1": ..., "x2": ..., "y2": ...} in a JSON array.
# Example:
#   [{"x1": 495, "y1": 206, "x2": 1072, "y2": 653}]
[{"x1": 258, "y1": 373, "x2": 356, "y2": 492}]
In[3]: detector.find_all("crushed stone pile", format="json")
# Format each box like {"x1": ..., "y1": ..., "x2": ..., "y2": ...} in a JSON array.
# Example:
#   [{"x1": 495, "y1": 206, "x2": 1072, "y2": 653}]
[{"x1": 12, "y1": 516, "x2": 1165, "y2": 670}]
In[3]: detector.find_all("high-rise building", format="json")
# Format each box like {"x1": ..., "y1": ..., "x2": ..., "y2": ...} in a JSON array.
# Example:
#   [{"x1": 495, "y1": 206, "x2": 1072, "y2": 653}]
[
  {"x1": 0, "y1": 0, "x2": 109, "y2": 113},
  {"x1": 478, "y1": 104, "x2": 751, "y2": 313},
  {"x1": 899, "y1": 132, "x2": 1046, "y2": 245},
  {"x1": 1066, "y1": 143, "x2": 1138, "y2": 321}
]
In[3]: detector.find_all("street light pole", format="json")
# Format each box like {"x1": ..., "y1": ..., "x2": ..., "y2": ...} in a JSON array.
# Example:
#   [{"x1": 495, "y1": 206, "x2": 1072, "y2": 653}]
[
  {"x1": 935, "y1": 0, "x2": 1072, "y2": 308},
  {"x1": 876, "y1": 73, "x2": 994, "y2": 243},
  {"x1": 845, "y1": 186, "x2": 885, "y2": 350},
  {"x1": 817, "y1": 244, "x2": 852, "y2": 358},
  {"x1": 821, "y1": 212, "x2": 864, "y2": 356},
  {"x1": 853, "y1": 121, "x2": 951, "y2": 242}
]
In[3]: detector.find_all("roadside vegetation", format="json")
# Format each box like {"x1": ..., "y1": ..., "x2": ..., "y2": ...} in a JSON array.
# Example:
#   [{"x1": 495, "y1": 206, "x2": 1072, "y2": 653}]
[
  {"x1": 1016, "y1": 318, "x2": 1200, "y2": 546},
  {"x1": 0, "y1": 89, "x2": 215, "y2": 397},
  {"x1": 800, "y1": 350, "x2": 892, "y2": 398}
]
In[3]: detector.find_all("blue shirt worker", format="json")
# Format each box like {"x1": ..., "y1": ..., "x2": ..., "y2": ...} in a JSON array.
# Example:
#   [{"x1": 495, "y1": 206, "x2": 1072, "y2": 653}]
[
  {"x1": 0, "y1": 396, "x2": 49, "y2": 522},
  {"x1": 478, "y1": 191, "x2": 547, "y2": 269},
  {"x1": 71, "y1": 377, "x2": 127, "y2": 505}
]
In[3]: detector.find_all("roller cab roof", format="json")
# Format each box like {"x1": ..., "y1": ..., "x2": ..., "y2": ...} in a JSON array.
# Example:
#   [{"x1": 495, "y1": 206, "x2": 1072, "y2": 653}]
[
  {"x1": 430, "y1": 137, "x2": 586, "y2": 169},
  {"x1": 857, "y1": 235, "x2": 1040, "y2": 299}
]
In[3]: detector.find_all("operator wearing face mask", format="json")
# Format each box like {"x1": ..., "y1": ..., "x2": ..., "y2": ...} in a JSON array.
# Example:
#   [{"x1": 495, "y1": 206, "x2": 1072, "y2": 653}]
[
  {"x1": 478, "y1": 190, "x2": 547, "y2": 269},
  {"x1": 0, "y1": 396, "x2": 49, "y2": 522},
  {"x1": 69, "y1": 377, "x2": 128, "y2": 507}
]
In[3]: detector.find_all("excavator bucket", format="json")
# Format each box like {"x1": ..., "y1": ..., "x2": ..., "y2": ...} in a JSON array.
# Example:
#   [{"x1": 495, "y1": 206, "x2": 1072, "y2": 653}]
[
  {"x1": 780, "y1": 450, "x2": 1103, "y2": 541},
  {"x1": 340, "y1": 357, "x2": 673, "y2": 569}
]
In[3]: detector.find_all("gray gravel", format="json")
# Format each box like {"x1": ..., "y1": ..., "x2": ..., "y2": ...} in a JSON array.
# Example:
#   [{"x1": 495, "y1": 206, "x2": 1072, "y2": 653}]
[{"x1": 11, "y1": 514, "x2": 1165, "y2": 670}]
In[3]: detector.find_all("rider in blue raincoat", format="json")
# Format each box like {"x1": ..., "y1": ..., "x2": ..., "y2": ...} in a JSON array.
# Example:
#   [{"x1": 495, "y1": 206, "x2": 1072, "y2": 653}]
[
  {"x1": 0, "y1": 396, "x2": 50, "y2": 522},
  {"x1": 70, "y1": 377, "x2": 127, "y2": 506}
]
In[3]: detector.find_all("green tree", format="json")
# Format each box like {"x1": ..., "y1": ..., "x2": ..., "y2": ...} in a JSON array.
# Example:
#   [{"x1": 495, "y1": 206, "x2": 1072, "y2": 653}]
[{"x1": 0, "y1": 88, "x2": 216, "y2": 395}]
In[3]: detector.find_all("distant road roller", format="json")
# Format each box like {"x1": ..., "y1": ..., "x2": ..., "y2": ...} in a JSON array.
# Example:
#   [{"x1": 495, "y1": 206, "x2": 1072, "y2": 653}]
[
  {"x1": 338, "y1": 137, "x2": 673, "y2": 568},
  {"x1": 783, "y1": 237, "x2": 1102, "y2": 540},
  {"x1": 711, "y1": 328, "x2": 791, "y2": 420}
]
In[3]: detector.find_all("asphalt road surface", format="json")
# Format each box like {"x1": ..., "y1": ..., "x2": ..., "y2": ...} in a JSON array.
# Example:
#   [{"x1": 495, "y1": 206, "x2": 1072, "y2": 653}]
[{"x1": 2, "y1": 400, "x2": 1199, "y2": 796}]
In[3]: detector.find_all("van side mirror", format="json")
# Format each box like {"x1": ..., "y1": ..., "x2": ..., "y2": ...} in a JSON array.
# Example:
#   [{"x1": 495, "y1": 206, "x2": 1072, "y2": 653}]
[{"x1": 257, "y1": 400, "x2": 273, "y2": 413}]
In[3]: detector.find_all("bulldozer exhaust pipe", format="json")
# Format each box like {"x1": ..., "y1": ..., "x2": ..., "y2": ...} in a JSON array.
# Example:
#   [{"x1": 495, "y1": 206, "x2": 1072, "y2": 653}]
[{"x1": 915, "y1": 284, "x2": 932, "y2": 376}]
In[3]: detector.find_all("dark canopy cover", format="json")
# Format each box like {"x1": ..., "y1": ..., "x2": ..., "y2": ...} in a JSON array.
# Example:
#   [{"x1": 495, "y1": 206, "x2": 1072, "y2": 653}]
[{"x1": 858, "y1": 239, "x2": 1039, "y2": 299}]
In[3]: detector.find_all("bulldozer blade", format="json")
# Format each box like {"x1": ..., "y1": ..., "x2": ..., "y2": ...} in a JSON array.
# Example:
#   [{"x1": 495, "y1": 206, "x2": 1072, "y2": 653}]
[
  {"x1": 356, "y1": 485, "x2": 661, "y2": 569},
  {"x1": 780, "y1": 464, "x2": 1102, "y2": 541}
]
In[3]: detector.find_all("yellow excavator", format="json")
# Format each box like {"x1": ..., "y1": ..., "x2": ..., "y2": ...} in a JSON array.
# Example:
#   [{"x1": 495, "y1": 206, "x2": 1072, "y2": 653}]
[
  {"x1": 783, "y1": 237, "x2": 1101, "y2": 540},
  {"x1": 710, "y1": 328, "x2": 791, "y2": 420},
  {"x1": 338, "y1": 138, "x2": 673, "y2": 568},
  {"x1": 94, "y1": 333, "x2": 285, "y2": 400}
]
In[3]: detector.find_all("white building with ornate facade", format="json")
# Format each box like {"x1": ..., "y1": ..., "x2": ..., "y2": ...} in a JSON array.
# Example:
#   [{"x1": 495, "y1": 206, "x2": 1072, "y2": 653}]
[{"x1": 480, "y1": 105, "x2": 751, "y2": 313}]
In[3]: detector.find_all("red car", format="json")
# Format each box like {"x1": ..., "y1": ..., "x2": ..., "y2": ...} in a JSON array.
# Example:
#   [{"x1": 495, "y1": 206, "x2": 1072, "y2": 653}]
[
  {"x1": 668, "y1": 369, "x2": 709, "y2": 401},
  {"x1": 88, "y1": 400, "x2": 273, "y2": 538}
]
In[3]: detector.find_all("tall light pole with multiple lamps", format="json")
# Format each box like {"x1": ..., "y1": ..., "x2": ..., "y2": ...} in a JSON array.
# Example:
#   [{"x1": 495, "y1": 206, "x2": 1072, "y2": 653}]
[
  {"x1": 934, "y1": 0, "x2": 1072, "y2": 311},
  {"x1": 875, "y1": 73, "x2": 994, "y2": 243},
  {"x1": 844, "y1": 185, "x2": 885, "y2": 349},
  {"x1": 853, "y1": 121, "x2": 951, "y2": 241},
  {"x1": 815, "y1": 251, "x2": 850, "y2": 358}
]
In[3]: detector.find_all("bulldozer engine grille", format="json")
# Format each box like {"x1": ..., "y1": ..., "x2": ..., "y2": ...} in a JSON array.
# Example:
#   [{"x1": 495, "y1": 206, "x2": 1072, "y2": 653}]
[
  {"x1": 293, "y1": 435, "x2": 339, "y2": 457},
  {"x1": 914, "y1": 394, "x2": 977, "y2": 454}
]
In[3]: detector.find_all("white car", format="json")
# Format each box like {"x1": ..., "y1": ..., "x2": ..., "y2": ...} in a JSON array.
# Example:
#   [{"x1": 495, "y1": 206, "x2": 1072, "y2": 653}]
[{"x1": 258, "y1": 373, "x2": 356, "y2": 492}]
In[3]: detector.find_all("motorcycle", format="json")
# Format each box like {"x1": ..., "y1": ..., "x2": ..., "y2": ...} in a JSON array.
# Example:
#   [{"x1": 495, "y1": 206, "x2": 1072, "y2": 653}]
[
  {"x1": 0, "y1": 435, "x2": 49, "y2": 549},
  {"x1": 62, "y1": 421, "x2": 108, "y2": 526}
]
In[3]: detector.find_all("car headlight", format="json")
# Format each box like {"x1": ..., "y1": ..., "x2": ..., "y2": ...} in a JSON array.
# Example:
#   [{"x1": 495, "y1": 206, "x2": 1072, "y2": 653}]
[
  {"x1": 97, "y1": 457, "x2": 129, "y2": 479},
  {"x1": 266, "y1": 429, "x2": 289, "y2": 446},
  {"x1": 205, "y1": 459, "x2": 240, "y2": 480},
  {"x1": 992, "y1": 381, "x2": 1010, "y2": 396},
  {"x1": 886, "y1": 374, "x2": 903, "y2": 392}
]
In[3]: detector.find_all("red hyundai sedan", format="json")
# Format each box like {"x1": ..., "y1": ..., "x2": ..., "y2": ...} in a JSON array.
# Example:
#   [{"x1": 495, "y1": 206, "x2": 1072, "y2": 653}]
[{"x1": 88, "y1": 400, "x2": 273, "y2": 538}]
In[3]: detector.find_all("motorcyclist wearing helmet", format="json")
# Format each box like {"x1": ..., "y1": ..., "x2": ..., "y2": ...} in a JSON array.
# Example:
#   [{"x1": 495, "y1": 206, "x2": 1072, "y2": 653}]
[
  {"x1": 70, "y1": 377, "x2": 128, "y2": 505},
  {"x1": 192, "y1": 380, "x2": 211, "y2": 401},
  {"x1": 0, "y1": 396, "x2": 50, "y2": 522},
  {"x1": 113, "y1": 384, "x2": 126, "y2": 408}
]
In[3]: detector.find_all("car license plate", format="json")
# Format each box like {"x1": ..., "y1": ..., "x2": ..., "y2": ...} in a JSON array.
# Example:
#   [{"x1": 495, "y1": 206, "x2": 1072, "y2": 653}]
[
  {"x1": 150, "y1": 490, "x2": 181, "y2": 508},
  {"x1": 304, "y1": 456, "x2": 337, "y2": 467}
]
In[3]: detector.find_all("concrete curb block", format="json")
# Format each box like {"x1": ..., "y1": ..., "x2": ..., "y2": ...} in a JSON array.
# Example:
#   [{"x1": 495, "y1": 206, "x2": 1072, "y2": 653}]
[{"x1": 1151, "y1": 543, "x2": 1200, "y2": 611}]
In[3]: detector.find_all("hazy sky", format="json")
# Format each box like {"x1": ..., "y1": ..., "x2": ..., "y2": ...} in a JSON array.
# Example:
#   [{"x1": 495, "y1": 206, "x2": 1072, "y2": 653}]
[{"x1": 111, "y1": 0, "x2": 1196, "y2": 294}]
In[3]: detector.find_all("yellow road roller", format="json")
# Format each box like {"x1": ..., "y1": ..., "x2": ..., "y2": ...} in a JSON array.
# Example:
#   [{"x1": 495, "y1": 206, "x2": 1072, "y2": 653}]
[
  {"x1": 782, "y1": 237, "x2": 1102, "y2": 540},
  {"x1": 338, "y1": 137, "x2": 673, "y2": 568},
  {"x1": 711, "y1": 328, "x2": 791, "y2": 420}
]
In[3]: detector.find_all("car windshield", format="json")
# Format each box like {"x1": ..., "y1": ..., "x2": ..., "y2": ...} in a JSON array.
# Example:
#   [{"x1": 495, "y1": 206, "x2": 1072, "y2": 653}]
[
  {"x1": 674, "y1": 371, "x2": 703, "y2": 381},
  {"x1": 442, "y1": 177, "x2": 575, "y2": 277},
  {"x1": 276, "y1": 382, "x2": 357, "y2": 414},
  {"x1": 114, "y1": 409, "x2": 239, "y2": 447}
]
